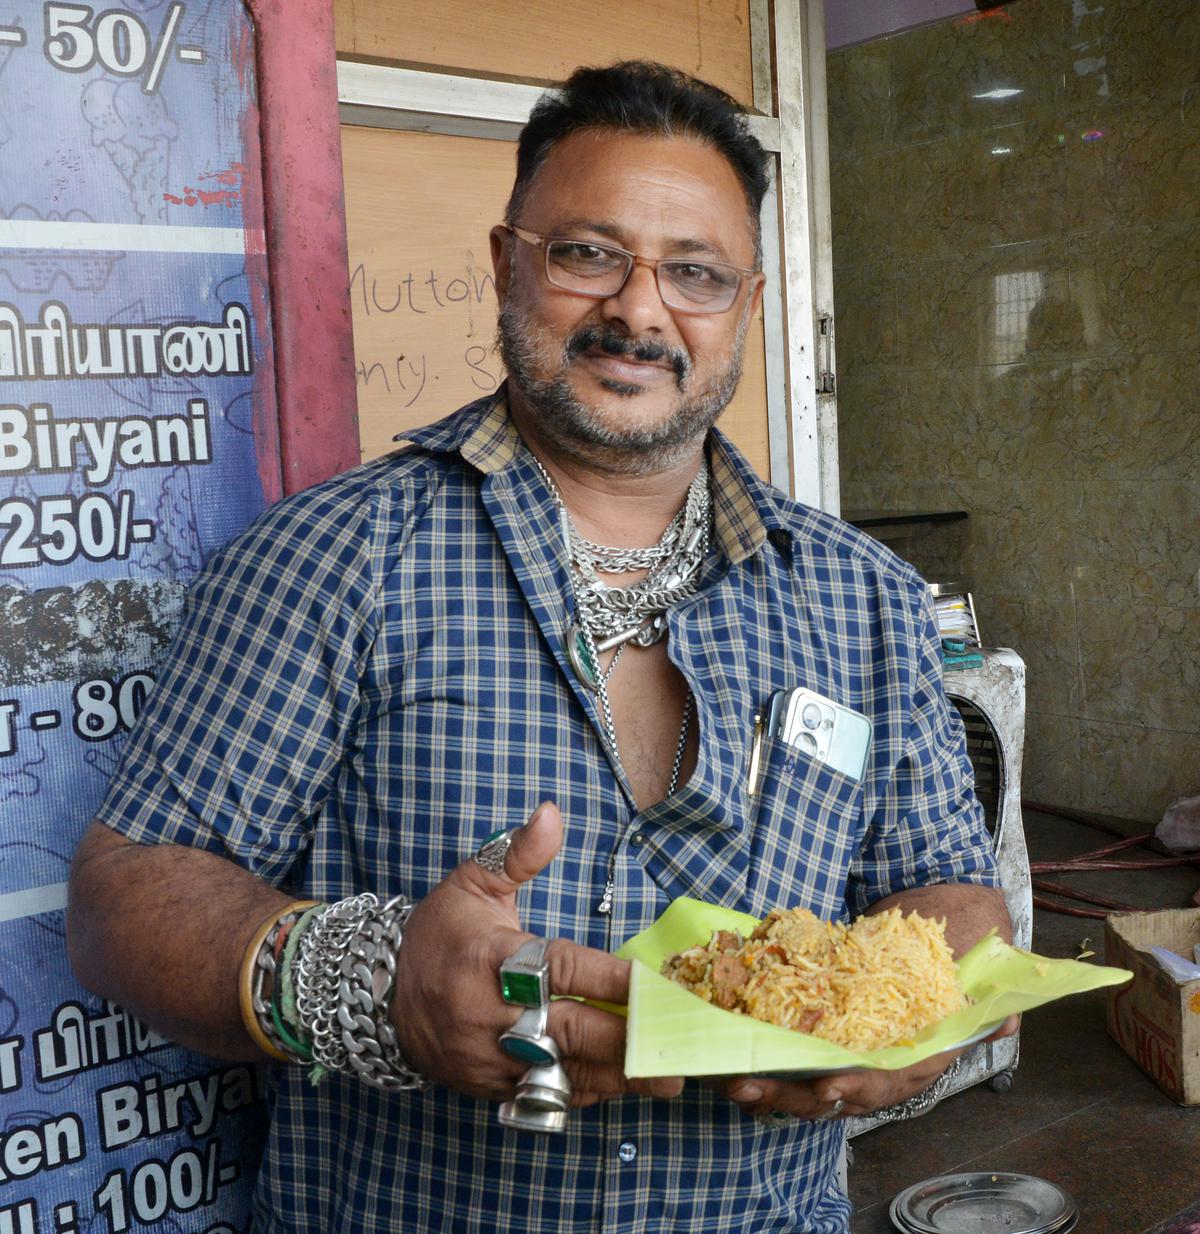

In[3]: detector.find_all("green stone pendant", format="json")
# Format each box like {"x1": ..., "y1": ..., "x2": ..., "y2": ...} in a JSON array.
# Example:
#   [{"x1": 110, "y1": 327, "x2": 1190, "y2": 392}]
[{"x1": 567, "y1": 622, "x2": 600, "y2": 690}]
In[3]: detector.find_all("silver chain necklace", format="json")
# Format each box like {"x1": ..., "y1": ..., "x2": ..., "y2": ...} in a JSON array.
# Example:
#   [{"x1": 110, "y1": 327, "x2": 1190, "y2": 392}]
[
  {"x1": 529, "y1": 458, "x2": 711, "y2": 685},
  {"x1": 529, "y1": 453, "x2": 707, "y2": 870}
]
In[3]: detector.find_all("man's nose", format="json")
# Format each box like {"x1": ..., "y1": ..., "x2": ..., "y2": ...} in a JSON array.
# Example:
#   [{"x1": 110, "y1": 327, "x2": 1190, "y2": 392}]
[{"x1": 599, "y1": 259, "x2": 672, "y2": 336}]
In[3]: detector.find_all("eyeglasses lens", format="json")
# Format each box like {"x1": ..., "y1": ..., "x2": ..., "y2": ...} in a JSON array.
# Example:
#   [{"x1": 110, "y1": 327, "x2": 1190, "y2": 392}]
[{"x1": 544, "y1": 241, "x2": 740, "y2": 313}]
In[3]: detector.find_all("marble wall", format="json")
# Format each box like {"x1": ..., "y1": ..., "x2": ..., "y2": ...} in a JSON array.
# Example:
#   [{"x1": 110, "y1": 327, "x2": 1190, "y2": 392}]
[{"x1": 827, "y1": 0, "x2": 1199, "y2": 823}]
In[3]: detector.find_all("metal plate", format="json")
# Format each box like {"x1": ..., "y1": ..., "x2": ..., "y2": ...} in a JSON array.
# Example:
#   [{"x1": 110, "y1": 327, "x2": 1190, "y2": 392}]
[{"x1": 890, "y1": 1172, "x2": 1077, "y2": 1234}]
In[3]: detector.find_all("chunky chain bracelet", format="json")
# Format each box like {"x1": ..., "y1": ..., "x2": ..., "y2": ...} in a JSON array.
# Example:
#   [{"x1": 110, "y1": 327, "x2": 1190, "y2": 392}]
[
  {"x1": 295, "y1": 893, "x2": 379, "y2": 1073},
  {"x1": 338, "y1": 896, "x2": 426, "y2": 1091},
  {"x1": 294, "y1": 892, "x2": 427, "y2": 1092}
]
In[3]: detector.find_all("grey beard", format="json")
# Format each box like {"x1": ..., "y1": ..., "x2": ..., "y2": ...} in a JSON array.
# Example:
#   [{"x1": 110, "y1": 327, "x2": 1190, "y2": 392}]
[{"x1": 496, "y1": 297, "x2": 748, "y2": 476}]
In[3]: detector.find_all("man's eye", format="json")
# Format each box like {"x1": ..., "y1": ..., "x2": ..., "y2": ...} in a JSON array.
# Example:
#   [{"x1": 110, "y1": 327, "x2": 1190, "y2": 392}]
[
  {"x1": 672, "y1": 263, "x2": 734, "y2": 288},
  {"x1": 551, "y1": 242, "x2": 623, "y2": 272},
  {"x1": 545, "y1": 236, "x2": 627, "y2": 273}
]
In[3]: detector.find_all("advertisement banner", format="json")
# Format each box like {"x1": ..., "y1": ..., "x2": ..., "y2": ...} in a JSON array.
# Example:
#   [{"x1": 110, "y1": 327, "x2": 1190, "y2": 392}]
[{"x1": 0, "y1": 2, "x2": 279, "y2": 1230}]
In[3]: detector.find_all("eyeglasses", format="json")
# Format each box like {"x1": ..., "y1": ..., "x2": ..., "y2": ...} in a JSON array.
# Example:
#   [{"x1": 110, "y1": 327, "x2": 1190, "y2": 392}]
[{"x1": 508, "y1": 225, "x2": 760, "y2": 315}]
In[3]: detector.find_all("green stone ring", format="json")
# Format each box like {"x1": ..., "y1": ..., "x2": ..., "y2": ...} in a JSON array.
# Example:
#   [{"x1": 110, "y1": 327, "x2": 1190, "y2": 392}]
[
  {"x1": 499, "y1": 938, "x2": 552, "y2": 1008},
  {"x1": 475, "y1": 828, "x2": 515, "y2": 876},
  {"x1": 499, "y1": 1004, "x2": 558, "y2": 1066}
]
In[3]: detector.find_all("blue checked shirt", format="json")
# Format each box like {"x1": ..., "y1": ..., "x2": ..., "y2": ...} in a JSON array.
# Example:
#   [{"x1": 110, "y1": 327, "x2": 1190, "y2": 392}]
[{"x1": 98, "y1": 391, "x2": 999, "y2": 1234}]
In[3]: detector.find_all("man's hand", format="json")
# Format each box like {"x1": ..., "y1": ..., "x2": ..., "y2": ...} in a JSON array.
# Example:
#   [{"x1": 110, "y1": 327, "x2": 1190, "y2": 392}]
[
  {"x1": 717, "y1": 1016, "x2": 1019, "y2": 1121},
  {"x1": 393, "y1": 801, "x2": 683, "y2": 1108}
]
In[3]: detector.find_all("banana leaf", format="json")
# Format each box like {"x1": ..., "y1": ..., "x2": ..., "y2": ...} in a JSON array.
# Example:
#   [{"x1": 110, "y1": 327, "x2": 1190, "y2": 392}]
[{"x1": 619, "y1": 897, "x2": 1132, "y2": 1078}]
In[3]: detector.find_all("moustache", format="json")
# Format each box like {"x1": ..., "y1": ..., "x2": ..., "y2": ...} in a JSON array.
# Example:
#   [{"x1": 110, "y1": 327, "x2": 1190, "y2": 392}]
[{"x1": 565, "y1": 326, "x2": 690, "y2": 384}]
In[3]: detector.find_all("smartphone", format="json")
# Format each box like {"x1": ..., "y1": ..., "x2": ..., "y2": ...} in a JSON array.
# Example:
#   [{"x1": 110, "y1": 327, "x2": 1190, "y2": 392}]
[
  {"x1": 765, "y1": 688, "x2": 791, "y2": 737},
  {"x1": 769, "y1": 687, "x2": 871, "y2": 782}
]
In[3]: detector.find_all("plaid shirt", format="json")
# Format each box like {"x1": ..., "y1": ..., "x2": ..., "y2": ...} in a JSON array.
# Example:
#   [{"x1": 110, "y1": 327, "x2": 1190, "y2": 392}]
[{"x1": 98, "y1": 391, "x2": 998, "y2": 1234}]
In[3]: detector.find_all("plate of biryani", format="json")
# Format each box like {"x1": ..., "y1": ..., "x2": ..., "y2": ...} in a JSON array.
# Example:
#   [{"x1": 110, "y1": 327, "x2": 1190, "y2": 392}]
[{"x1": 617, "y1": 898, "x2": 1132, "y2": 1078}]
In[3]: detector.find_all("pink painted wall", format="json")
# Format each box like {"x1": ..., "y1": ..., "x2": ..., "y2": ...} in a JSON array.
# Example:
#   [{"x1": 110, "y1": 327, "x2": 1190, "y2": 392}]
[{"x1": 249, "y1": 0, "x2": 361, "y2": 495}]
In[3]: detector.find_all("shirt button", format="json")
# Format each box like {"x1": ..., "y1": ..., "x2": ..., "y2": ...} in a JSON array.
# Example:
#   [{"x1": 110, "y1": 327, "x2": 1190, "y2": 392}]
[
  {"x1": 618, "y1": 1141, "x2": 637, "y2": 1163},
  {"x1": 630, "y1": 832, "x2": 646, "y2": 847}
]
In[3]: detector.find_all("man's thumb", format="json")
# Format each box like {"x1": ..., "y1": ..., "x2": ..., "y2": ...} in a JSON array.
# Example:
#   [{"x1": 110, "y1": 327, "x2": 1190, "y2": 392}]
[{"x1": 467, "y1": 800, "x2": 563, "y2": 894}]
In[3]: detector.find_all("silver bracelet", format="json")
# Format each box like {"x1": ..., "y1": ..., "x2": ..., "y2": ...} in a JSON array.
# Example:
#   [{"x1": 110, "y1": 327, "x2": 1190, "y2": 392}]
[
  {"x1": 757, "y1": 1054, "x2": 965, "y2": 1130},
  {"x1": 339, "y1": 895, "x2": 427, "y2": 1091},
  {"x1": 294, "y1": 893, "x2": 428, "y2": 1090},
  {"x1": 870, "y1": 1055, "x2": 963, "y2": 1124},
  {"x1": 295, "y1": 893, "x2": 375, "y2": 1073}
]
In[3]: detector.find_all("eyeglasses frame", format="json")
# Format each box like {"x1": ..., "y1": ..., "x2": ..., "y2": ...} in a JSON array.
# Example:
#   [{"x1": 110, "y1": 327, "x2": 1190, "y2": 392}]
[{"x1": 506, "y1": 225, "x2": 763, "y2": 316}]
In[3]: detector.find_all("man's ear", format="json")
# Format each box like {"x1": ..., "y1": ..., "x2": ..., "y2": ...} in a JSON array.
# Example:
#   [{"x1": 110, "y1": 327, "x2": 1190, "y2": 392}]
[
  {"x1": 490, "y1": 225, "x2": 513, "y2": 303},
  {"x1": 747, "y1": 272, "x2": 766, "y2": 321}
]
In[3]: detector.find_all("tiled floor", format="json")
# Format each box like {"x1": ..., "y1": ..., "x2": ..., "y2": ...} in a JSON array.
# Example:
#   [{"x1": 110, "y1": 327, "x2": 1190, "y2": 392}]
[{"x1": 848, "y1": 807, "x2": 1200, "y2": 1234}]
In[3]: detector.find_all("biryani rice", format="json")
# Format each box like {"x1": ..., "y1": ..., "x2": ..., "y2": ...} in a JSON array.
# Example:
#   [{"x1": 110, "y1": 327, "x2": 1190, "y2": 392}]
[{"x1": 660, "y1": 906, "x2": 967, "y2": 1051}]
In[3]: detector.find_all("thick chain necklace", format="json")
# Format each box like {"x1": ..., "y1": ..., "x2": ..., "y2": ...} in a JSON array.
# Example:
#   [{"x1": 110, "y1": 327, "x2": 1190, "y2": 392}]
[
  {"x1": 529, "y1": 457, "x2": 711, "y2": 679},
  {"x1": 529, "y1": 452, "x2": 709, "y2": 844}
]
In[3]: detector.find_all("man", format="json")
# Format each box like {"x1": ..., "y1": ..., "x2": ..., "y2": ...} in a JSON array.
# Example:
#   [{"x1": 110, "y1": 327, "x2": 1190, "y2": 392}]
[{"x1": 68, "y1": 61, "x2": 1011, "y2": 1233}]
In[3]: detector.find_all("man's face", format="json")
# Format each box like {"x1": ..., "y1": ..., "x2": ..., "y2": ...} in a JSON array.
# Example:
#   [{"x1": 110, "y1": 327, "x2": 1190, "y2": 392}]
[{"x1": 490, "y1": 129, "x2": 763, "y2": 472}]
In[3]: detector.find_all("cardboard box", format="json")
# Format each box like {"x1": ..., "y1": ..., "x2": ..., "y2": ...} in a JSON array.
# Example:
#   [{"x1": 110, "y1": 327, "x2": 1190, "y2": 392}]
[{"x1": 1105, "y1": 909, "x2": 1200, "y2": 1105}]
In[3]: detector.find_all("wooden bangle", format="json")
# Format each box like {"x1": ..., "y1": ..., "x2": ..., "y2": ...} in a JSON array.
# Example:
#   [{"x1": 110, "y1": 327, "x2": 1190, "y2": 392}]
[{"x1": 238, "y1": 900, "x2": 320, "y2": 1062}]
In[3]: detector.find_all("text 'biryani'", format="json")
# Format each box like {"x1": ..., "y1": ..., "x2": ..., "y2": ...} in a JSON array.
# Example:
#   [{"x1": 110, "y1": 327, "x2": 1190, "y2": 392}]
[{"x1": 661, "y1": 906, "x2": 968, "y2": 1051}]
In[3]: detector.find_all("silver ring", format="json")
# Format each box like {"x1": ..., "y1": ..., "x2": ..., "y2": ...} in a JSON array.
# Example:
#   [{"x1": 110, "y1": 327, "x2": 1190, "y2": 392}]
[
  {"x1": 475, "y1": 828, "x2": 516, "y2": 875},
  {"x1": 499, "y1": 937, "x2": 552, "y2": 1008},
  {"x1": 500, "y1": 1030, "x2": 560, "y2": 1066},
  {"x1": 498, "y1": 1101, "x2": 567, "y2": 1134},
  {"x1": 509, "y1": 1002, "x2": 549, "y2": 1037},
  {"x1": 499, "y1": 1004, "x2": 559, "y2": 1065},
  {"x1": 812, "y1": 1098, "x2": 846, "y2": 1122},
  {"x1": 515, "y1": 1059, "x2": 572, "y2": 1113}
]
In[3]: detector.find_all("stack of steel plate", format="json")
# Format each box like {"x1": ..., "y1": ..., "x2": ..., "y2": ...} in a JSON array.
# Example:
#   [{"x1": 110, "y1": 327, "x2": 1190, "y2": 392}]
[{"x1": 889, "y1": 1172, "x2": 1078, "y2": 1234}]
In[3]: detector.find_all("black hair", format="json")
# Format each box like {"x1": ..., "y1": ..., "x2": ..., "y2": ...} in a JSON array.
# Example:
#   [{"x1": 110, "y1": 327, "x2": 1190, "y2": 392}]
[{"x1": 506, "y1": 61, "x2": 770, "y2": 259}]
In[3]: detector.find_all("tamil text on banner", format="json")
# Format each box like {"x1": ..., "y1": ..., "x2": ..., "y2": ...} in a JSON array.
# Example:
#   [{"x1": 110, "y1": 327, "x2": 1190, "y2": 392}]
[{"x1": 0, "y1": 3, "x2": 280, "y2": 1231}]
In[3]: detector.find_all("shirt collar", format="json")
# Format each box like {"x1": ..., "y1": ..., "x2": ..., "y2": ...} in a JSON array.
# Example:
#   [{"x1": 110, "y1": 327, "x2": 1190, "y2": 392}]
[{"x1": 396, "y1": 386, "x2": 794, "y2": 565}]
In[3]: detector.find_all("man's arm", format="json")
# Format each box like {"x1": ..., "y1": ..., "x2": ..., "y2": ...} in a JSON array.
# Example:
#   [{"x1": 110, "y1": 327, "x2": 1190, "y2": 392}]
[
  {"x1": 68, "y1": 822, "x2": 292, "y2": 1059},
  {"x1": 68, "y1": 807, "x2": 683, "y2": 1105},
  {"x1": 867, "y1": 880, "x2": 1012, "y2": 955},
  {"x1": 67, "y1": 483, "x2": 682, "y2": 1102},
  {"x1": 719, "y1": 585, "x2": 1015, "y2": 1119}
]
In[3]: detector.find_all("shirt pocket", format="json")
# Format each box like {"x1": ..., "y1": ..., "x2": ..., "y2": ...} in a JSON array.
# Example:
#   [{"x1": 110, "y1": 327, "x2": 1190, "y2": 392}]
[{"x1": 746, "y1": 735, "x2": 866, "y2": 920}]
